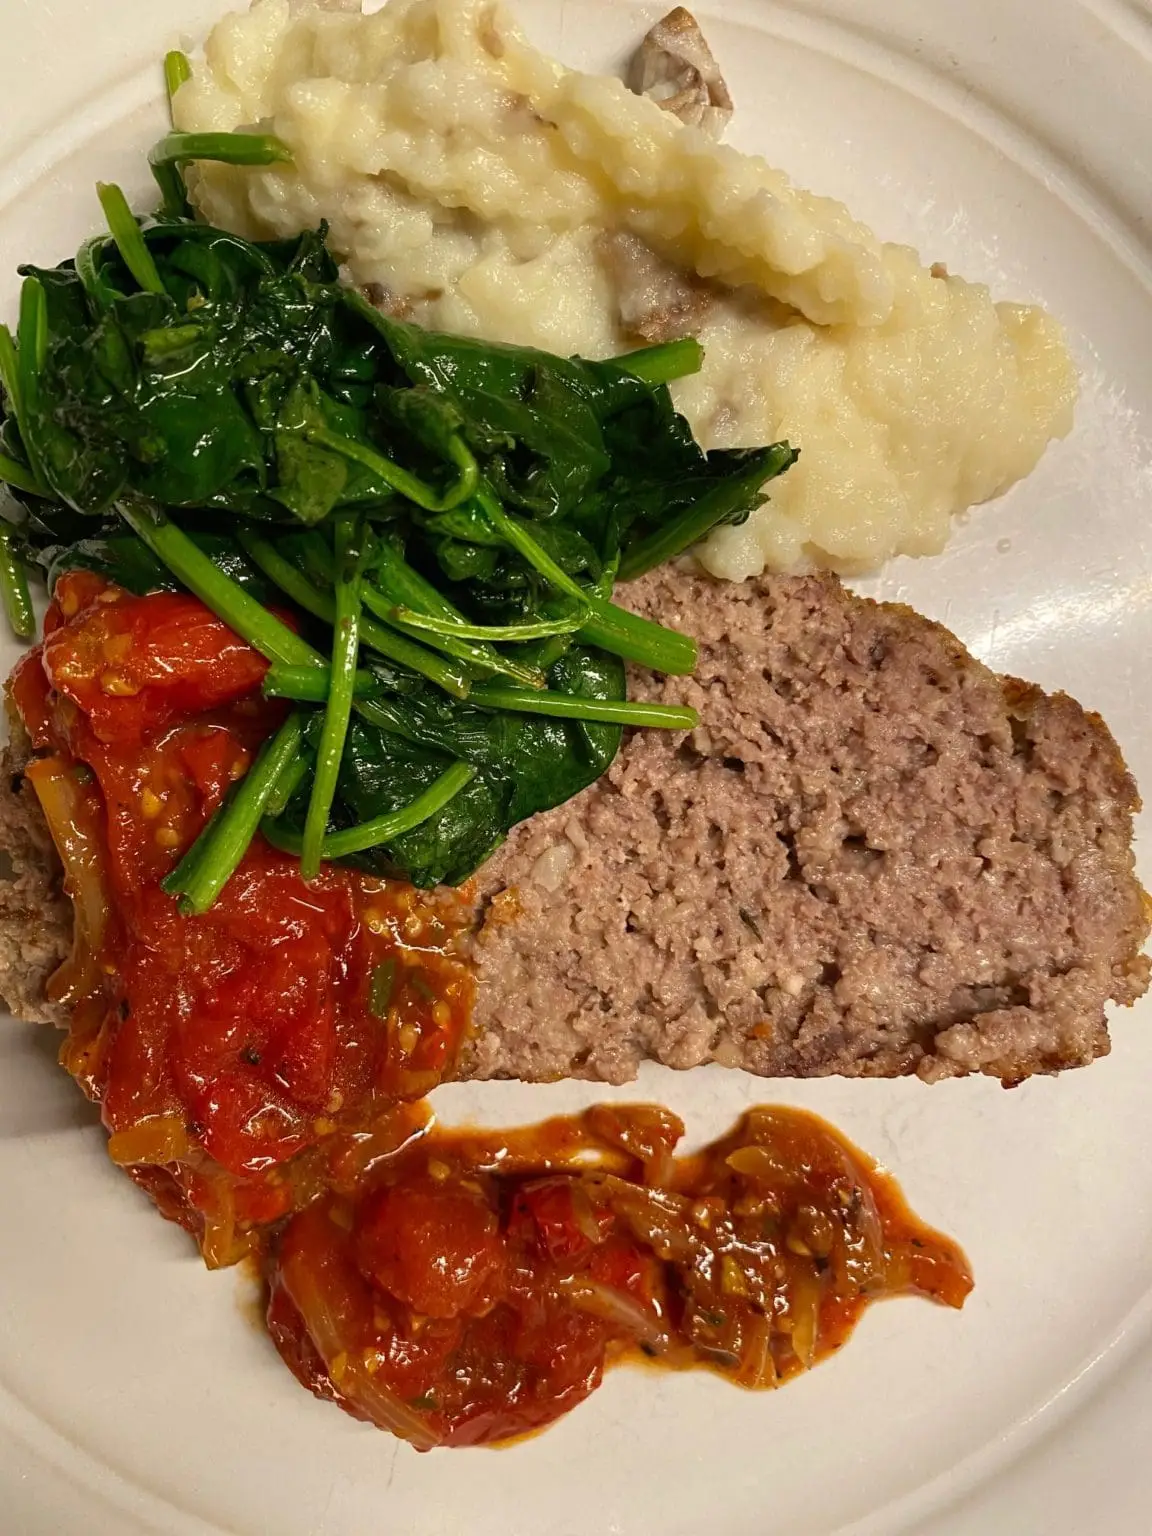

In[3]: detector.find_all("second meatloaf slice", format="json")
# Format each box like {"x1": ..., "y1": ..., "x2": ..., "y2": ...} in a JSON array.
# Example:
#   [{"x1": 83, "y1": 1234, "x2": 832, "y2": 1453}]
[{"x1": 461, "y1": 568, "x2": 1149, "y2": 1087}]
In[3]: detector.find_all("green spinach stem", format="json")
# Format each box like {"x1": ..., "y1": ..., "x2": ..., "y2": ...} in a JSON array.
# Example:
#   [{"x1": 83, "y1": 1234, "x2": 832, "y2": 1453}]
[
  {"x1": 164, "y1": 50, "x2": 192, "y2": 112},
  {"x1": 263, "y1": 665, "x2": 372, "y2": 703},
  {"x1": 263, "y1": 761, "x2": 476, "y2": 860},
  {"x1": 391, "y1": 606, "x2": 586, "y2": 642},
  {"x1": 301, "y1": 514, "x2": 363, "y2": 880},
  {"x1": 162, "y1": 711, "x2": 305, "y2": 914},
  {"x1": 74, "y1": 237, "x2": 119, "y2": 314},
  {"x1": 97, "y1": 184, "x2": 167, "y2": 297},
  {"x1": 118, "y1": 501, "x2": 325, "y2": 669},
  {"x1": 263, "y1": 662, "x2": 697, "y2": 729},
  {"x1": 361, "y1": 587, "x2": 542, "y2": 688},
  {"x1": 15, "y1": 278, "x2": 49, "y2": 490},
  {"x1": 237, "y1": 528, "x2": 474, "y2": 698},
  {"x1": 0, "y1": 325, "x2": 23, "y2": 421},
  {"x1": 470, "y1": 684, "x2": 698, "y2": 730},
  {"x1": 0, "y1": 452, "x2": 46, "y2": 498},
  {"x1": 149, "y1": 130, "x2": 294, "y2": 171},
  {"x1": 0, "y1": 527, "x2": 35, "y2": 639},
  {"x1": 614, "y1": 338, "x2": 704, "y2": 385},
  {"x1": 308, "y1": 424, "x2": 478, "y2": 513},
  {"x1": 149, "y1": 130, "x2": 293, "y2": 218},
  {"x1": 263, "y1": 751, "x2": 310, "y2": 821},
  {"x1": 618, "y1": 443, "x2": 797, "y2": 581},
  {"x1": 475, "y1": 489, "x2": 697, "y2": 674},
  {"x1": 367, "y1": 541, "x2": 541, "y2": 686},
  {"x1": 577, "y1": 605, "x2": 697, "y2": 675}
]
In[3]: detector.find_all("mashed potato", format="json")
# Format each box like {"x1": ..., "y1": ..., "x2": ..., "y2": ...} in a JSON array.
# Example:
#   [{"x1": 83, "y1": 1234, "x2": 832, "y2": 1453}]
[{"x1": 175, "y1": 0, "x2": 1077, "y2": 576}]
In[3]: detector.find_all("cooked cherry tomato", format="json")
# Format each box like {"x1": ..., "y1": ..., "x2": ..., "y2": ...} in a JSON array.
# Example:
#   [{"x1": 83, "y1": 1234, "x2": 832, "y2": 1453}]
[
  {"x1": 513, "y1": 1178, "x2": 607, "y2": 1266},
  {"x1": 355, "y1": 1176, "x2": 506, "y2": 1319},
  {"x1": 42, "y1": 577, "x2": 270, "y2": 744}
]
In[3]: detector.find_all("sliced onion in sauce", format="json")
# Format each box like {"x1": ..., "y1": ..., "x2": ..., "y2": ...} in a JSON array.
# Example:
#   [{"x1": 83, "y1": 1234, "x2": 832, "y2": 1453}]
[
  {"x1": 586, "y1": 1104, "x2": 684, "y2": 1186},
  {"x1": 106, "y1": 1115, "x2": 192, "y2": 1168},
  {"x1": 568, "y1": 1182, "x2": 607, "y2": 1246},
  {"x1": 833, "y1": 1177, "x2": 889, "y2": 1294},
  {"x1": 593, "y1": 1176, "x2": 696, "y2": 1263},
  {"x1": 341, "y1": 1358, "x2": 444, "y2": 1448},
  {"x1": 734, "y1": 1314, "x2": 778, "y2": 1390},
  {"x1": 199, "y1": 1179, "x2": 242, "y2": 1271},
  {"x1": 725, "y1": 1143, "x2": 794, "y2": 1185},
  {"x1": 281, "y1": 1242, "x2": 442, "y2": 1451},
  {"x1": 561, "y1": 1279, "x2": 668, "y2": 1353},
  {"x1": 784, "y1": 1271, "x2": 821, "y2": 1370},
  {"x1": 26, "y1": 755, "x2": 111, "y2": 1004}
]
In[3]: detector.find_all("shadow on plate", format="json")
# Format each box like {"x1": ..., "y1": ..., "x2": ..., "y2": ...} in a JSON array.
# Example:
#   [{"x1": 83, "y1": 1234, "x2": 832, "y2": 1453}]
[{"x1": 0, "y1": 1019, "x2": 100, "y2": 1139}]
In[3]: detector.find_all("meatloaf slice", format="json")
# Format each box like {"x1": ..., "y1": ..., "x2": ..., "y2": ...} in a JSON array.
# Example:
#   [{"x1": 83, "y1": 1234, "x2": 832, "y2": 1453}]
[
  {"x1": 0, "y1": 728, "x2": 71, "y2": 1026},
  {"x1": 460, "y1": 568, "x2": 1150, "y2": 1087}
]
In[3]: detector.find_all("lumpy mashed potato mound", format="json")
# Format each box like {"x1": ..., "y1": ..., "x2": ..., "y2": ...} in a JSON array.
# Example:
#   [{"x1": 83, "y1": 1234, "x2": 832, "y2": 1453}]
[{"x1": 175, "y1": 0, "x2": 1078, "y2": 576}]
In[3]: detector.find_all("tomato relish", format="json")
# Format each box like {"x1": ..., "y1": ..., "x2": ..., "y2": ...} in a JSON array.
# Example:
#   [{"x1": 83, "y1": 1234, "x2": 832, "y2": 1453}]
[
  {"x1": 266, "y1": 1103, "x2": 973, "y2": 1449},
  {"x1": 12, "y1": 570, "x2": 972, "y2": 1448},
  {"x1": 12, "y1": 571, "x2": 474, "y2": 1264}
]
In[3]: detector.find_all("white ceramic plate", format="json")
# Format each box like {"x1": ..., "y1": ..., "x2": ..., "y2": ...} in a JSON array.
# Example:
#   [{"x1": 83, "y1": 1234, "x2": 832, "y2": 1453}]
[{"x1": 2, "y1": 2, "x2": 1151, "y2": 1532}]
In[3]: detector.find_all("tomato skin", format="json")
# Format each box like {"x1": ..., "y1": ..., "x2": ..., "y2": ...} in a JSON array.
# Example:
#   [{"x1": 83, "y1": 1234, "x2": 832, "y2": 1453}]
[
  {"x1": 354, "y1": 1177, "x2": 506, "y2": 1319},
  {"x1": 511, "y1": 1179, "x2": 595, "y2": 1266},
  {"x1": 370, "y1": 1315, "x2": 464, "y2": 1402},
  {"x1": 8, "y1": 648, "x2": 56, "y2": 747},
  {"x1": 433, "y1": 1301, "x2": 608, "y2": 1448},
  {"x1": 270, "y1": 1206, "x2": 467, "y2": 1416},
  {"x1": 42, "y1": 580, "x2": 270, "y2": 745},
  {"x1": 266, "y1": 1266, "x2": 348, "y2": 1410},
  {"x1": 588, "y1": 1237, "x2": 654, "y2": 1302},
  {"x1": 44, "y1": 570, "x2": 111, "y2": 633},
  {"x1": 95, "y1": 846, "x2": 380, "y2": 1178}
]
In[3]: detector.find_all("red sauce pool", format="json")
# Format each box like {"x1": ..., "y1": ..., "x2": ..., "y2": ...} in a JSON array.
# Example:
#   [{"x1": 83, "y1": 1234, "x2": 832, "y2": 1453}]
[{"x1": 265, "y1": 1101, "x2": 972, "y2": 1448}]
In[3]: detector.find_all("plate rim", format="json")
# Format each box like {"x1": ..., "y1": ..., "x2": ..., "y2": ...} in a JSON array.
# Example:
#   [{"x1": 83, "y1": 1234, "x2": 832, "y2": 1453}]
[{"x1": 2, "y1": 1, "x2": 1151, "y2": 1532}]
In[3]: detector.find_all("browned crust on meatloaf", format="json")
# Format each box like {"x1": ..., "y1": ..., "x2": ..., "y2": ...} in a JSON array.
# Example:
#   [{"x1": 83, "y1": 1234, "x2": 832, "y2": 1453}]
[
  {"x1": 1, "y1": 570, "x2": 1148, "y2": 1088},
  {"x1": 460, "y1": 569, "x2": 1150, "y2": 1087}
]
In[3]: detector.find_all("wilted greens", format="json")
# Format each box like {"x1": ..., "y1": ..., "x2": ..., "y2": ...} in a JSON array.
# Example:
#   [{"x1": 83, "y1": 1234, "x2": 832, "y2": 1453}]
[{"x1": 0, "y1": 119, "x2": 795, "y2": 902}]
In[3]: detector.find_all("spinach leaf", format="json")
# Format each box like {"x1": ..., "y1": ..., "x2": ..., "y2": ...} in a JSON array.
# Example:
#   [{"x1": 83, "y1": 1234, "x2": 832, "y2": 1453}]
[
  {"x1": 290, "y1": 644, "x2": 623, "y2": 887},
  {"x1": 17, "y1": 501, "x2": 278, "y2": 600}
]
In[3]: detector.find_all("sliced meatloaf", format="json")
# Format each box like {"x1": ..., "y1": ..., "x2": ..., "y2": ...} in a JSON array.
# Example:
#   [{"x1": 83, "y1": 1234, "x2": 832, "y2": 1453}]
[
  {"x1": 1, "y1": 569, "x2": 1147, "y2": 1087},
  {"x1": 0, "y1": 727, "x2": 71, "y2": 1026},
  {"x1": 460, "y1": 568, "x2": 1149, "y2": 1086}
]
